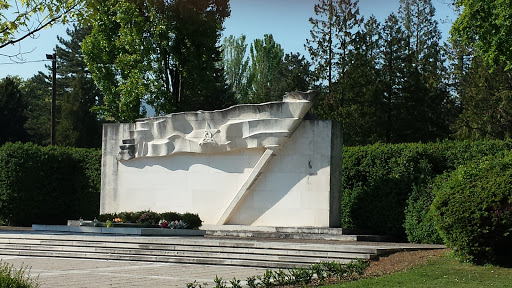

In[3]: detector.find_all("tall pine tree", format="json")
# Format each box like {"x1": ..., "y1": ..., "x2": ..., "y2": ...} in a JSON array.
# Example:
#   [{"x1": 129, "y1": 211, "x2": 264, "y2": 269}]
[
  {"x1": 55, "y1": 25, "x2": 104, "y2": 148},
  {"x1": 0, "y1": 77, "x2": 28, "y2": 144},
  {"x1": 21, "y1": 73, "x2": 51, "y2": 145},
  {"x1": 343, "y1": 16, "x2": 383, "y2": 145},
  {"x1": 307, "y1": 0, "x2": 362, "y2": 121},
  {"x1": 381, "y1": 13, "x2": 408, "y2": 143},
  {"x1": 395, "y1": 0, "x2": 452, "y2": 142}
]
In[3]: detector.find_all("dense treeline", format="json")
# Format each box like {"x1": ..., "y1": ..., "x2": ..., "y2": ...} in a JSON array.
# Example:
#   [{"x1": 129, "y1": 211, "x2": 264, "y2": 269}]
[
  {"x1": 221, "y1": 0, "x2": 511, "y2": 146},
  {"x1": 0, "y1": 26, "x2": 103, "y2": 148},
  {"x1": 1, "y1": 0, "x2": 511, "y2": 147}
]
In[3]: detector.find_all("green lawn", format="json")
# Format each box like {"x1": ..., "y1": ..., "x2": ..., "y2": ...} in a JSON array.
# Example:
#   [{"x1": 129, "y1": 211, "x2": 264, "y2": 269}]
[{"x1": 324, "y1": 256, "x2": 512, "y2": 288}]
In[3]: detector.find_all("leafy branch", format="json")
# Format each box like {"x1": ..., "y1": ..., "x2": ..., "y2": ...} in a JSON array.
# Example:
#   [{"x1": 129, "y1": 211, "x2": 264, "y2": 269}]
[{"x1": 0, "y1": 0, "x2": 83, "y2": 50}]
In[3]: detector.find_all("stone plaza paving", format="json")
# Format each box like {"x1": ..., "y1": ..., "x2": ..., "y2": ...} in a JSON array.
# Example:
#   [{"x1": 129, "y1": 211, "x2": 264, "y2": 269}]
[
  {"x1": 1, "y1": 255, "x2": 269, "y2": 288},
  {"x1": 0, "y1": 228, "x2": 444, "y2": 287}
]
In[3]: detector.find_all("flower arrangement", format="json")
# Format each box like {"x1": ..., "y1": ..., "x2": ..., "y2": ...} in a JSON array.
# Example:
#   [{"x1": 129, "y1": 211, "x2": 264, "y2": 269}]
[
  {"x1": 159, "y1": 219, "x2": 188, "y2": 229},
  {"x1": 97, "y1": 210, "x2": 202, "y2": 229},
  {"x1": 159, "y1": 220, "x2": 169, "y2": 228}
]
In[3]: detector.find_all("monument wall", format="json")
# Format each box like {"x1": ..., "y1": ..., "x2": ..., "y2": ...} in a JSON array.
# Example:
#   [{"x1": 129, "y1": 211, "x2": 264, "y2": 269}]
[{"x1": 100, "y1": 92, "x2": 341, "y2": 227}]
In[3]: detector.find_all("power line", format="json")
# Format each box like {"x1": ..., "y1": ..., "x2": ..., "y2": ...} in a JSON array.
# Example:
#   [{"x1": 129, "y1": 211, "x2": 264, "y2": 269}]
[{"x1": 0, "y1": 59, "x2": 50, "y2": 65}]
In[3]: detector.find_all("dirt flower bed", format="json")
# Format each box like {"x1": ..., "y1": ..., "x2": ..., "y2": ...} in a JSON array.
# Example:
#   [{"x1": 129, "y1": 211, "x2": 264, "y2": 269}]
[{"x1": 364, "y1": 248, "x2": 449, "y2": 277}]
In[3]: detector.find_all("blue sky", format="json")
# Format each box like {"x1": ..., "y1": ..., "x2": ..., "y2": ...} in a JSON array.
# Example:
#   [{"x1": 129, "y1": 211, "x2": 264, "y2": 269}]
[{"x1": 0, "y1": 0, "x2": 457, "y2": 80}]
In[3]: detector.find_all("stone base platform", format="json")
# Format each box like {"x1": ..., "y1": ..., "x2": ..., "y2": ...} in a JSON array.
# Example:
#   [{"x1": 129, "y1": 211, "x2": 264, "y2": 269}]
[
  {"x1": 0, "y1": 229, "x2": 445, "y2": 269},
  {"x1": 201, "y1": 225, "x2": 391, "y2": 242},
  {"x1": 32, "y1": 224, "x2": 206, "y2": 236}
]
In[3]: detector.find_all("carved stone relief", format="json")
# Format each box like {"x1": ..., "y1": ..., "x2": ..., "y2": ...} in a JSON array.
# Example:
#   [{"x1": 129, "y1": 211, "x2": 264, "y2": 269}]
[{"x1": 118, "y1": 91, "x2": 317, "y2": 161}]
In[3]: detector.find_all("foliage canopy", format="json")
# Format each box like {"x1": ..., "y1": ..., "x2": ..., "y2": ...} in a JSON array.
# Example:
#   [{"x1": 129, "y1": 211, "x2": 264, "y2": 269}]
[
  {"x1": 452, "y1": 0, "x2": 512, "y2": 70},
  {"x1": 0, "y1": 0, "x2": 84, "y2": 51},
  {"x1": 82, "y1": 0, "x2": 233, "y2": 122}
]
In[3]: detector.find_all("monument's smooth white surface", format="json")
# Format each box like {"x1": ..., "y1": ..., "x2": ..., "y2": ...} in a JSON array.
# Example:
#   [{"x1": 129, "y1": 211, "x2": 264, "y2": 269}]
[{"x1": 101, "y1": 91, "x2": 342, "y2": 227}]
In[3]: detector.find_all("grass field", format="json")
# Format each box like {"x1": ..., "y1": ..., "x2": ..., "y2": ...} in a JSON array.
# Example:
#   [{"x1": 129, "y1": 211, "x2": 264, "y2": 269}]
[{"x1": 324, "y1": 255, "x2": 512, "y2": 288}]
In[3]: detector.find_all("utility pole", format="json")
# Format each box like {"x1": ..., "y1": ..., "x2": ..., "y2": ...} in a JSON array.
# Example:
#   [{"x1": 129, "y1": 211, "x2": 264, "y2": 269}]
[{"x1": 46, "y1": 53, "x2": 56, "y2": 145}]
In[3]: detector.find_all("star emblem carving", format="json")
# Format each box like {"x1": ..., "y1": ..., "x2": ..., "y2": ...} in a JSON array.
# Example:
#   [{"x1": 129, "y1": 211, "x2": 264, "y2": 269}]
[{"x1": 199, "y1": 122, "x2": 220, "y2": 145}]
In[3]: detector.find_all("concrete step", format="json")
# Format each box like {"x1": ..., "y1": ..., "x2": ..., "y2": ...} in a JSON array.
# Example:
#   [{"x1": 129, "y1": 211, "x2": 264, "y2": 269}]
[
  {"x1": 0, "y1": 249, "x2": 310, "y2": 268},
  {"x1": 201, "y1": 225, "x2": 391, "y2": 241},
  {"x1": 53, "y1": 223, "x2": 389, "y2": 242},
  {"x1": 0, "y1": 233, "x2": 383, "y2": 254},
  {"x1": 201, "y1": 225, "x2": 348, "y2": 234},
  {"x1": 0, "y1": 240, "x2": 374, "y2": 260},
  {"x1": 0, "y1": 244, "x2": 362, "y2": 266},
  {"x1": 204, "y1": 231, "x2": 389, "y2": 241},
  {"x1": 0, "y1": 231, "x2": 392, "y2": 268}
]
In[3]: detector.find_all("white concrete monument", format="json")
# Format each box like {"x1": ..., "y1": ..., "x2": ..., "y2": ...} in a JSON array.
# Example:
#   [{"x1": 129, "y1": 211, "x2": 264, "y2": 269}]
[{"x1": 101, "y1": 91, "x2": 342, "y2": 227}]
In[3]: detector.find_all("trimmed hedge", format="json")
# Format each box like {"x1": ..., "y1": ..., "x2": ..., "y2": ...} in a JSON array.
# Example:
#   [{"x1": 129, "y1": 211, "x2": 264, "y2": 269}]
[
  {"x1": 341, "y1": 139, "x2": 512, "y2": 240},
  {"x1": 98, "y1": 210, "x2": 203, "y2": 229},
  {"x1": 181, "y1": 212, "x2": 203, "y2": 229},
  {"x1": 431, "y1": 152, "x2": 512, "y2": 265},
  {"x1": 403, "y1": 182, "x2": 443, "y2": 244},
  {"x1": 0, "y1": 142, "x2": 101, "y2": 226}
]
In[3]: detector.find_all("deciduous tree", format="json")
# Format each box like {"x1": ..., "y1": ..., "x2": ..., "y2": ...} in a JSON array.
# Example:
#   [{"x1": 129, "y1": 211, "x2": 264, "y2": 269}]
[
  {"x1": 222, "y1": 34, "x2": 250, "y2": 103},
  {"x1": 83, "y1": 0, "x2": 232, "y2": 122},
  {"x1": 452, "y1": 0, "x2": 512, "y2": 70},
  {"x1": 0, "y1": 0, "x2": 84, "y2": 59},
  {"x1": 249, "y1": 34, "x2": 285, "y2": 103}
]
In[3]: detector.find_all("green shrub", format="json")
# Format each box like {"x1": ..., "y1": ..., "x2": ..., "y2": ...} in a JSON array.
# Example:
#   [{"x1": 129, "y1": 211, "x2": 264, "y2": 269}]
[
  {"x1": 0, "y1": 142, "x2": 101, "y2": 226},
  {"x1": 403, "y1": 183, "x2": 443, "y2": 244},
  {"x1": 342, "y1": 139, "x2": 512, "y2": 240},
  {"x1": 96, "y1": 213, "x2": 116, "y2": 222},
  {"x1": 136, "y1": 210, "x2": 160, "y2": 225},
  {"x1": 160, "y1": 211, "x2": 182, "y2": 222},
  {"x1": 117, "y1": 211, "x2": 142, "y2": 223},
  {"x1": 181, "y1": 212, "x2": 203, "y2": 229},
  {"x1": 192, "y1": 260, "x2": 369, "y2": 288},
  {"x1": 342, "y1": 142, "x2": 447, "y2": 239},
  {"x1": 431, "y1": 152, "x2": 512, "y2": 265},
  {"x1": 0, "y1": 261, "x2": 39, "y2": 288}
]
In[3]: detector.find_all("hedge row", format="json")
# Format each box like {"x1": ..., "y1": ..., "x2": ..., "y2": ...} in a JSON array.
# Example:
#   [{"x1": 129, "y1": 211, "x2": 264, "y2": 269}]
[
  {"x1": 0, "y1": 142, "x2": 101, "y2": 226},
  {"x1": 341, "y1": 139, "x2": 512, "y2": 240}
]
